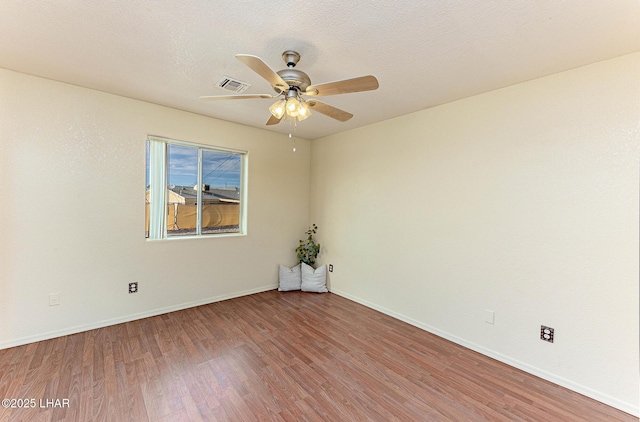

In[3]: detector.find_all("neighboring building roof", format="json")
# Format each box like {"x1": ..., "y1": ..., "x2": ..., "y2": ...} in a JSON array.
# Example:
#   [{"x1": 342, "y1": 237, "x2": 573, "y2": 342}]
[
  {"x1": 168, "y1": 185, "x2": 240, "y2": 204},
  {"x1": 145, "y1": 189, "x2": 186, "y2": 204},
  {"x1": 145, "y1": 185, "x2": 241, "y2": 204}
]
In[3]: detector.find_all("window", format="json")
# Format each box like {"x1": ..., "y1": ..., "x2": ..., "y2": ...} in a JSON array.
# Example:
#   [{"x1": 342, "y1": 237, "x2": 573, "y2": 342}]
[{"x1": 145, "y1": 136, "x2": 247, "y2": 239}]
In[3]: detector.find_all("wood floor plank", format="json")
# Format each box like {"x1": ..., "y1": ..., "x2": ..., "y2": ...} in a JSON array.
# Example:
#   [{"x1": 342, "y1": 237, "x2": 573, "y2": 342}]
[{"x1": 0, "y1": 290, "x2": 636, "y2": 421}]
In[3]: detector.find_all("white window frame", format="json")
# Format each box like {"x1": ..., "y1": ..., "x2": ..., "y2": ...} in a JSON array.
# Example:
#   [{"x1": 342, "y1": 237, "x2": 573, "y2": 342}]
[{"x1": 146, "y1": 135, "x2": 248, "y2": 240}]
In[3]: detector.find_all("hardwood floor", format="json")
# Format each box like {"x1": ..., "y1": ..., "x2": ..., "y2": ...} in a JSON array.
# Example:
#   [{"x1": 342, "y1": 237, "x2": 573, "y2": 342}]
[{"x1": 0, "y1": 291, "x2": 635, "y2": 421}]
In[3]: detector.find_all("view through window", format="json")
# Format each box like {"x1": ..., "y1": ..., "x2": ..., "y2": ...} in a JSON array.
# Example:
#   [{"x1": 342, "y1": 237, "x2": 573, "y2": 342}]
[{"x1": 145, "y1": 137, "x2": 246, "y2": 239}]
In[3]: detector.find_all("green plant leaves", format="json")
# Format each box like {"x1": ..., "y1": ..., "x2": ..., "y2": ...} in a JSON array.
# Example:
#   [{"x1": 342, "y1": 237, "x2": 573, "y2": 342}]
[{"x1": 296, "y1": 224, "x2": 320, "y2": 267}]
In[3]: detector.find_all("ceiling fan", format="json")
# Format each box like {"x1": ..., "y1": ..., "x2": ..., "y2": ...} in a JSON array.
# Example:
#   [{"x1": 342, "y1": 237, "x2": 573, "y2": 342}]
[{"x1": 199, "y1": 50, "x2": 379, "y2": 125}]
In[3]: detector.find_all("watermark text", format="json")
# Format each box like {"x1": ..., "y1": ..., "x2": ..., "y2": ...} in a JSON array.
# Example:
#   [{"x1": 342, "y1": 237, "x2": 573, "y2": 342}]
[{"x1": 2, "y1": 398, "x2": 70, "y2": 409}]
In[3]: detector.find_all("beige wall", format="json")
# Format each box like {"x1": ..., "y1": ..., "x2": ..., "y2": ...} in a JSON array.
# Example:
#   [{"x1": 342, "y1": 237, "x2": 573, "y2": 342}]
[
  {"x1": 310, "y1": 53, "x2": 640, "y2": 413},
  {"x1": 0, "y1": 69, "x2": 310, "y2": 348}
]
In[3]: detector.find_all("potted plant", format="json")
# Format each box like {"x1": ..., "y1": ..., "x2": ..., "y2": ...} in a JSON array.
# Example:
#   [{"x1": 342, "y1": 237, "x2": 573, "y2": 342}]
[{"x1": 296, "y1": 224, "x2": 320, "y2": 267}]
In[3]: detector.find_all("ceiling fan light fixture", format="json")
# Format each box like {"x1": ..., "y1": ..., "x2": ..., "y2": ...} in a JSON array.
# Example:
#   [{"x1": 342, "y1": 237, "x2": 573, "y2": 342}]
[
  {"x1": 285, "y1": 97, "x2": 300, "y2": 117},
  {"x1": 297, "y1": 101, "x2": 311, "y2": 121},
  {"x1": 269, "y1": 99, "x2": 286, "y2": 119}
]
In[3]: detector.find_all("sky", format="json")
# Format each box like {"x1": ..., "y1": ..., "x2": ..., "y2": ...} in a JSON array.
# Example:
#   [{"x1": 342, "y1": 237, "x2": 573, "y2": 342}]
[{"x1": 146, "y1": 143, "x2": 241, "y2": 188}]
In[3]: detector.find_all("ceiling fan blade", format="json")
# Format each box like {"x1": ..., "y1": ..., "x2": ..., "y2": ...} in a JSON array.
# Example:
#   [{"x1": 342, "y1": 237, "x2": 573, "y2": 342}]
[
  {"x1": 236, "y1": 54, "x2": 290, "y2": 92},
  {"x1": 266, "y1": 115, "x2": 282, "y2": 125},
  {"x1": 306, "y1": 100, "x2": 353, "y2": 122},
  {"x1": 199, "y1": 94, "x2": 275, "y2": 101},
  {"x1": 305, "y1": 75, "x2": 379, "y2": 97}
]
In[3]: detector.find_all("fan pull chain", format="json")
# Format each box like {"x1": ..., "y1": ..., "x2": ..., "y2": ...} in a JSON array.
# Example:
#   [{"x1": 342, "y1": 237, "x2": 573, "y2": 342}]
[
  {"x1": 289, "y1": 117, "x2": 298, "y2": 152},
  {"x1": 290, "y1": 133, "x2": 296, "y2": 152}
]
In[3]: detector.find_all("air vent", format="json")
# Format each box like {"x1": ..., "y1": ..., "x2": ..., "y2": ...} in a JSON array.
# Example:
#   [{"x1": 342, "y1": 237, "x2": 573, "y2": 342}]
[{"x1": 216, "y1": 76, "x2": 251, "y2": 93}]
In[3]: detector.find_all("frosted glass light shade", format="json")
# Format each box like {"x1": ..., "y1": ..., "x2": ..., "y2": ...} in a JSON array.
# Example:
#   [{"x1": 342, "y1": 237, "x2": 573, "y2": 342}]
[
  {"x1": 297, "y1": 102, "x2": 311, "y2": 121},
  {"x1": 269, "y1": 99, "x2": 286, "y2": 119},
  {"x1": 285, "y1": 97, "x2": 300, "y2": 117}
]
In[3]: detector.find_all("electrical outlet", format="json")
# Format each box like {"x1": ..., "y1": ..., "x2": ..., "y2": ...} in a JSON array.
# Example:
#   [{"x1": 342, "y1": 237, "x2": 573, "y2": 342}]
[
  {"x1": 129, "y1": 282, "x2": 138, "y2": 294},
  {"x1": 328, "y1": 264, "x2": 333, "y2": 272},
  {"x1": 540, "y1": 325, "x2": 554, "y2": 343},
  {"x1": 49, "y1": 293, "x2": 60, "y2": 306}
]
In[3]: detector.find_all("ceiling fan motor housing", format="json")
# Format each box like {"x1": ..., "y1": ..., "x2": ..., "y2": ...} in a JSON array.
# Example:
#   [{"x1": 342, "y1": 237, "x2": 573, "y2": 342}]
[
  {"x1": 276, "y1": 69, "x2": 311, "y2": 92},
  {"x1": 273, "y1": 51, "x2": 311, "y2": 93}
]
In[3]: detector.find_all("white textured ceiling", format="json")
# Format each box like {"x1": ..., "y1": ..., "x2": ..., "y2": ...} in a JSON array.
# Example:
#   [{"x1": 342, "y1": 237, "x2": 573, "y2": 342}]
[{"x1": 2, "y1": 1, "x2": 640, "y2": 140}]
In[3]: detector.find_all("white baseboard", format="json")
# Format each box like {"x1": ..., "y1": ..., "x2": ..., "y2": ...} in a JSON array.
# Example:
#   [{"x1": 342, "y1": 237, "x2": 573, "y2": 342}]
[
  {"x1": 0, "y1": 284, "x2": 278, "y2": 351},
  {"x1": 330, "y1": 288, "x2": 639, "y2": 417}
]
